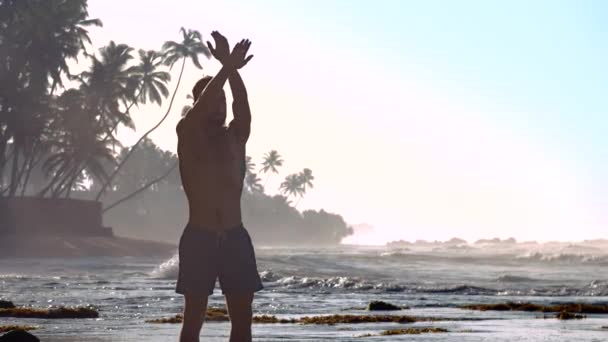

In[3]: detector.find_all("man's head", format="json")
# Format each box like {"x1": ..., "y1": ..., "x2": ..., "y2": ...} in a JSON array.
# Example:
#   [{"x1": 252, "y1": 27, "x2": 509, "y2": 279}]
[{"x1": 192, "y1": 76, "x2": 227, "y2": 126}]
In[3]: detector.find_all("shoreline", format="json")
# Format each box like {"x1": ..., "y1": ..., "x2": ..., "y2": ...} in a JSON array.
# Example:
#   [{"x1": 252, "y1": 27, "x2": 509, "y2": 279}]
[{"x1": 0, "y1": 235, "x2": 176, "y2": 258}]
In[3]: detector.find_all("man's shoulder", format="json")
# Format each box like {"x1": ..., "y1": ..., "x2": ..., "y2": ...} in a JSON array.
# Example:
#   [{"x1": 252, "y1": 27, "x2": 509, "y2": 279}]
[
  {"x1": 176, "y1": 117, "x2": 200, "y2": 143},
  {"x1": 176, "y1": 117, "x2": 188, "y2": 135}
]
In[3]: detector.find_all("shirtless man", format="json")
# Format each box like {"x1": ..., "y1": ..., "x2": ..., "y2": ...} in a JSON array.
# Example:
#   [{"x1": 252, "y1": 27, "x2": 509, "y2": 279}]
[{"x1": 175, "y1": 31, "x2": 262, "y2": 342}]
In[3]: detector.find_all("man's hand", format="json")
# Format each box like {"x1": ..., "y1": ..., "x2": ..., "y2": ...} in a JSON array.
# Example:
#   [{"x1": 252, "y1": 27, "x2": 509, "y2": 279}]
[
  {"x1": 227, "y1": 39, "x2": 253, "y2": 70},
  {"x1": 207, "y1": 31, "x2": 230, "y2": 64}
]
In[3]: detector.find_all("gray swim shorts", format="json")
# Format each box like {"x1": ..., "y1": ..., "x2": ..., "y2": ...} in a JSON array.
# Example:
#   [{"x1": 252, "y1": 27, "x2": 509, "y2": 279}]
[{"x1": 176, "y1": 223, "x2": 264, "y2": 296}]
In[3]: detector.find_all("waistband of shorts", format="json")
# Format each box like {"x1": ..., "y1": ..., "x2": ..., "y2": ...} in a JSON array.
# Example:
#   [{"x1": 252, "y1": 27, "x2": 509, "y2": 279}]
[{"x1": 184, "y1": 222, "x2": 244, "y2": 235}]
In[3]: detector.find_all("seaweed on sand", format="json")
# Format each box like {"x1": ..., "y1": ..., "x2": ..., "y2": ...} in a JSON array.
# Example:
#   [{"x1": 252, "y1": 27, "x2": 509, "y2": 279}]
[
  {"x1": 146, "y1": 307, "x2": 231, "y2": 323},
  {"x1": 0, "y1": 306, "x2": 98, "y2": 319},
  {"x1": 147, "y1": 312, "x2": 442, "y2": 325},
  {"x1": 462, "y1": 302, "x2": 608, "y2": 314},
  {"x1": 297, "y1": 314, "x2": 437, "y2": 325},
  {"x1": 379, "y1": 327, "x2": 448, "y2": 335},
  {"x1": 0, "y1": 325, "x2": 37, "y2": 333}
]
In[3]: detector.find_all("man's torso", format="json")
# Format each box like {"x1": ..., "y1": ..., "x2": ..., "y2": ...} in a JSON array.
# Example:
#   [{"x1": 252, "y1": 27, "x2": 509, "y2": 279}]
[{"x1": 177, "y1": 119, "x2": 246, "y2": 231}]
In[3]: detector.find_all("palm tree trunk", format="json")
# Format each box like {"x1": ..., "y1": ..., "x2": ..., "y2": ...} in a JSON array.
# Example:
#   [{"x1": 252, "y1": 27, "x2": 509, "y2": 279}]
[
  {"x1": 52, "y1": 161, "x2": 79, "y2": 198},
  {"x1": 95, "y1": 58, "x2": 186, "y2": 201},
  {"x1": 51, "y1": 165, "x2": 77, "y2": 198},
  {"x1": 19, "y1": 147, "x2": 37, "y2": 196},
  {"x1": 102, "y1": 161, "x2": 178, "y2": 214},
  {"x1": 0, "y1": 136, "x2": 7, "y2": 179},
  {"x1": 111, "y1": 87, "x2": 143, "y2": 153},
  {"x1": 8, "y1": 144, "x2": 20, "y2": 197},
  {"x1": 38, "y1": 164, "x2": 69, "y2": 198},
  {"x1": 20, "y1": 154, "x2": 42, "y2": 197},
  {"x1": 64, "y1": 169, "x2": 82, "y2": 198},
  {"x1": 264, "y1": 173, "x2": 271, "y2": 188},
  {"x1": 0, "y1": 141, "x2": 11, "y2": 195}
]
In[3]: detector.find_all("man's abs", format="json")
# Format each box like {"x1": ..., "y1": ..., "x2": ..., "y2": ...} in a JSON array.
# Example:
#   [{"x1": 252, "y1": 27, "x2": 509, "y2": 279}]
[{"x1": 178, "y1": 154, "x2": 245, "y2": 231}]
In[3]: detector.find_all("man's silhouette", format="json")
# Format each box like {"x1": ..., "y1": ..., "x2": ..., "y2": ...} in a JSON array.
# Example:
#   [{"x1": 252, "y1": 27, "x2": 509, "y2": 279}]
[{"x1": 175, "y1": 31, "x2": 262, "y2": 342}]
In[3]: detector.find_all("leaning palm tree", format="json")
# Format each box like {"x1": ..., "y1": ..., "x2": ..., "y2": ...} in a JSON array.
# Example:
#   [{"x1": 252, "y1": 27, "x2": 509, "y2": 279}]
[
  {"x1": 259, "y1": 150, "x2": 283, "y2": 187},
  {"x1": 279, "y1": 174, "x2": 304, "y2": 205},
  {"x1": 95, "y1": 27, "x2": 210, "y2": 201},
  {"x1": 107, "y1": 49, "x2": 171, "y2": 151}
]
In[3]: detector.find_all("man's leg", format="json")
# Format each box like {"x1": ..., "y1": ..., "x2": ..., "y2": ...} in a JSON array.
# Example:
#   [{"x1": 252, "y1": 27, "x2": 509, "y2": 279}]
[
  {"x1": 225, "y1": 292, "x2": 254, "y2": 342},
  {"x1": 180, "y1": 294, "x2": 208, "y2": 342}
]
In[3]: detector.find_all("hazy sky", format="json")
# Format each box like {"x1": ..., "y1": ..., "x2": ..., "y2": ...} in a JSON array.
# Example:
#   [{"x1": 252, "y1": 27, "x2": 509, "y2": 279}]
[{"x1": 85, "y1": 0, "x2": 607, "y2": 242}]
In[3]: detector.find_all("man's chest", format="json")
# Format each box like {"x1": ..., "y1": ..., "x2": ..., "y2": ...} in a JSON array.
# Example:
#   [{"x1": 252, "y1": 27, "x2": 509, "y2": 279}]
[{"x1": 178, "y1": 136, "x2": 244, "y2": 175}]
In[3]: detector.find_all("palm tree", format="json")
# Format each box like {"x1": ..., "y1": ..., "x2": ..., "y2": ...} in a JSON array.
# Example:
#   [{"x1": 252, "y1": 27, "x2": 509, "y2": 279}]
[
  {"x1": 245, "y1": 172, "x2": 264, "y2": 194},
  {"x1": 80, "y1": 41, "x2": 138, "y2": 138},
  {"x1": 245, "y1": 156, "x2": 256, "y2": 176},
  {"x1": 95, "y1": 27, "x2": 210, "y2": 201},
  {"x1": 108, "y1": 49, "x2": 171, "y2": 152},
  {"x1": 5, "y1": 0, "x2": 102, "y2": 95},
  {"x1": 298, "y1": 168, "x2": 314, "y2": 192},
  {"x1": 259, "y1": 150, "x2": 283, "y2": 187},
  {"x1": 131, "y1": 49, "x2": 171, "y2": 107},
  {"x1": 38, "y1": 89, "x2": 115, "y2": 198},
  {"x1": 279, "y1": 174, "x2": 304, "y2": 205}
]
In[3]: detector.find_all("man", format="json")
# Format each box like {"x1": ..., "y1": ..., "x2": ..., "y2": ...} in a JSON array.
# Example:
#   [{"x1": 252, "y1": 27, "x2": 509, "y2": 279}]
[{"x1": 175, "y1": 31, "x2": 262, "y2": 342}]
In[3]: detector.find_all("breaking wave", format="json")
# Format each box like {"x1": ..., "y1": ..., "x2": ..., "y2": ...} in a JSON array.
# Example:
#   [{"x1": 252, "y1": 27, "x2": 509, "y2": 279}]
[
  {"x1": 515, "y1": 253, "x2": 608, "y2": 264},
  {"x1": 150, "y1": 249, "x2": 608, "y2": 297}
]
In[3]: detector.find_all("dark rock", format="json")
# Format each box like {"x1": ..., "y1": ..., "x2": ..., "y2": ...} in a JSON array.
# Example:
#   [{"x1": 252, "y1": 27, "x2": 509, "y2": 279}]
[
  {"x1": 0, "y1": 330, "x2": 40, "y2": 342},
  {"x1": 556, "y1": 311, "x2": 586, "y2": 320},
  {"x1": 0, "y1": 301, "x2": 14, "y2": 309},
  {"x1": 367, "y1": 301, "x2": 403, "y2": 311}
]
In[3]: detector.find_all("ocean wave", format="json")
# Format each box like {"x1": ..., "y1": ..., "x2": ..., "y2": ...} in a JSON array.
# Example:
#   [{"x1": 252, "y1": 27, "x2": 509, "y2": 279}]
[
  {"x1": 150, "y1": 255, "x2": 179, "y2": 279},
  {"x1": 0, "y1": 274, "x2": 63, "y2": 280},
  {"x1": 416, "y1": 285, "x2": 496, "y2": 295},
  {"x1": 496, "y1": 275, "x2": 540, "y2": 283},
  {"x1": 516, "y1": 253, "x2": 608, "y2": 264},
  {"x1": 268, "y1": 275, "x2": 376, "y2": 290},
  {"x1": 150, "y1": 254, "x2": 608, "y2": 296}
]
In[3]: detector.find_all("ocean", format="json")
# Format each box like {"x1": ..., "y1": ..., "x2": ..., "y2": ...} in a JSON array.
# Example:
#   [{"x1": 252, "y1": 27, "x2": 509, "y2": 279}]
[{"x1": 1, "y1": 241, "x2": 608, "y2": 341}]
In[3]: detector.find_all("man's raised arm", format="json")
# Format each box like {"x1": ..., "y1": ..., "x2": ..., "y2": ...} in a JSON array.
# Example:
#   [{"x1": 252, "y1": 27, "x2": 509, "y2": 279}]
[
  {"x1": 229, "y1": 71, "x2": 251, "y2": 143},
  {"x1": 185, "y1": 65, "x2": 232, "y2": 127},
  {"x1": 185, "y1": 34, "x2": 252, "y2": 128}
]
